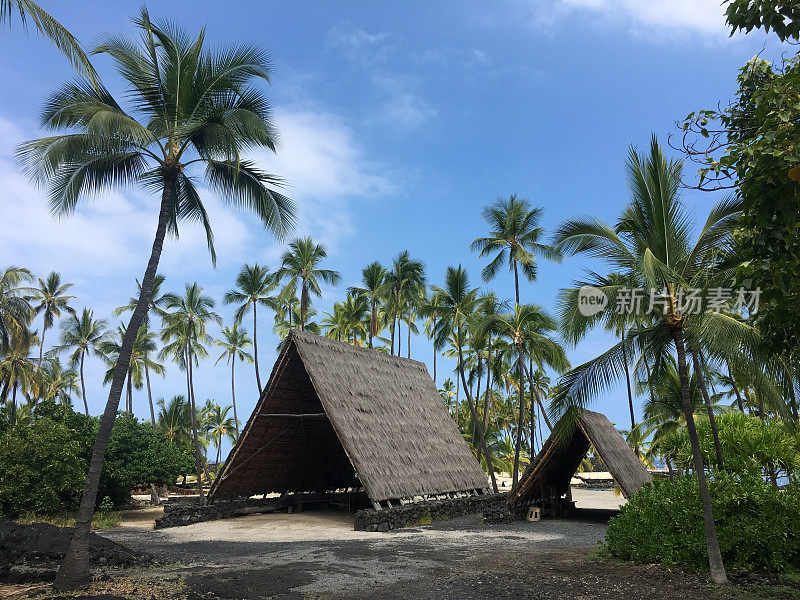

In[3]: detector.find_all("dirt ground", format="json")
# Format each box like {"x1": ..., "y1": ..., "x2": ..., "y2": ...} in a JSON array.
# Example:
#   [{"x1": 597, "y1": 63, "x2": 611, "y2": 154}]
[{"x1": 4, "y1": 490, "x2": 798, "y2": 600}]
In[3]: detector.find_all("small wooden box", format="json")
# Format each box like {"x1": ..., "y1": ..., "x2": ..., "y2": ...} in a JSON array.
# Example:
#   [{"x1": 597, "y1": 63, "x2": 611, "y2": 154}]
[{"x1": 526, "y1": 506, "x2": 541, "y2": 522}]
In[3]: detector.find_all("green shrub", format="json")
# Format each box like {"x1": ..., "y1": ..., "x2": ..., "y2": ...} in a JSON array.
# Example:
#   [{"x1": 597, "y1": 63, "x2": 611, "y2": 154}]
[
  {"x1": 1, "y1": 404, "x2": 195, "y2": 515},
  {"x1": 0, "y1": 419, "x2": 86, "y2": 515},
  {"x1": 604, "y1": 474, "x2": 800, "y2": 573}
]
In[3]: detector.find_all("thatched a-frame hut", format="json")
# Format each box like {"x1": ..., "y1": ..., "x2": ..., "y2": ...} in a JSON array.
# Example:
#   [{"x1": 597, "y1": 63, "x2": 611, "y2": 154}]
[
  {"x1": 510, "y1": 409, "x2": 651, "y2": 508},
  {"x1": 209, "y1": 330, "x2": 488, "y2": 508}
]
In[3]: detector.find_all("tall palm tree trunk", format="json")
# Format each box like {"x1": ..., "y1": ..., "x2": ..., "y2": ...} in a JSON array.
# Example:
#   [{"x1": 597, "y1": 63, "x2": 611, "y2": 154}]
[
  {"x1": 145, "y1": 361, "x2": 155, "y2": 426},
  {"x1": 621, "y1": 329, "x2": 636, "y2": 433},
  {"x1": 513, "y1": 259, "x2": 520, "y2": 306},
  {"x1": 473, "y1": 356, "x2": 483, "y2": 465},
  {"x1": 691, "y1": 350, "x2": 724, "y2": 471},
  {"x1": 56, "y1": 175, "x2": 174, "y2": 590},
  {"x1": 671, "y1": 326, "x2": 727, "y2": 584},
  {"x1": 431, "y1": 315, "x2": 437, "y2": 382},
  {"x1": 407, "y1": 321, "x2": 411, "y2": 359},
  {"x1": 231, "y1": 355, "x2": 239, "y2": 439},
  {"x1": 726, "y1": 363, "x2": 745, "y2": 413},
  {"x1": 529, "y1": 355, "x2": 536, "y2": 457},
  {"x1": 457, "y1": 326, "x2": 498, "y2": 493},
  {"x1": 300, "y1": 278, "x2": 308, "y2": 331},
  {"x1": 186, "y1": 341, "x2": 204, "y2": 503},
  {"x1": 512, "y1": 348, "x2": 525, "y2": 487},
  {"x1": 369, "y1": 298, "x2": 376, "y2": 349},
  {"x1": 79, "y1": 352, "x2": 89, "y2": 416},
  {"x1": 125, "y1": 371, "x2": 132, "y2": 413},
  {"x1": 10, "y1": 379, "x2": 18, "y2": 434},
  {"x1": 37, "y1": 323, "x2": 47, "y2": 373},
  {"x1": 519, "y1": 358, "x2": 553, "y2": 431},
  {"x1": 252, "y1": 303, "x2": 262, "y2": 394}
]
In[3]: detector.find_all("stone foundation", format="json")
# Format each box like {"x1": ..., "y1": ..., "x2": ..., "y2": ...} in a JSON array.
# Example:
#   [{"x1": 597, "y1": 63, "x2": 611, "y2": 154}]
[{"x1": 353, "y1": 493, "x2": 509, "y2": 532}]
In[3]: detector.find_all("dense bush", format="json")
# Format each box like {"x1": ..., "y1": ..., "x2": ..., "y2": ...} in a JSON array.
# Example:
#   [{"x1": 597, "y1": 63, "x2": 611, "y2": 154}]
[
  {"x1": 660, "y1": 412, "x2": 800, "y2": 481},
  {"x1": 0, "y1": 403, "x2": 195, "y2": 515},
  {"x1": 604, "y1": 474, "x2": 800, "y2": 573},
  {"x1": 0, "y1": 419, "x2": 86, "y2": 515}
]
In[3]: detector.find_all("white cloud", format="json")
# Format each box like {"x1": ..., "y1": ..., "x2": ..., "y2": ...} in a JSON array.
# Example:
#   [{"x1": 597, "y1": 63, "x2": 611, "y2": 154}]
[
  {"x1": 0, "y1": 105, "x2": 394, "y2": 291},
  {"x1": 325, "y1": 24, "x2": 391, "y2": 66},
  {"x1": 520, "y1": 0, "x2": 733, "y2": 40}
]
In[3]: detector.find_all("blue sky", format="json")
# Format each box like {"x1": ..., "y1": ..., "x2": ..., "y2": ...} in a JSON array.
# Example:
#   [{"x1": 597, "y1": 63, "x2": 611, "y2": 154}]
[{"x1": 0, "y1": 1, "x2": 786, "y2": 457}]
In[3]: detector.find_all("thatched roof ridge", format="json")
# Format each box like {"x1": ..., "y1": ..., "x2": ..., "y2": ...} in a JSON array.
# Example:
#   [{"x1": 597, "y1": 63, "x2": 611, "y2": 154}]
[
  {"x1": 210, "y1": 330, "x2": 488, "y2": 503},
  {"x1": 510, "y1": 408, "x2": 652, "y2": 506}
]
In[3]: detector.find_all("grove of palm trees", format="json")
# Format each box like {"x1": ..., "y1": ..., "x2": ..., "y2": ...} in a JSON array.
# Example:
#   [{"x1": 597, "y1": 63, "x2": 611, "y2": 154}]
[{"x1": 1, "y1": 1, "x2": 800, "y2": 599}]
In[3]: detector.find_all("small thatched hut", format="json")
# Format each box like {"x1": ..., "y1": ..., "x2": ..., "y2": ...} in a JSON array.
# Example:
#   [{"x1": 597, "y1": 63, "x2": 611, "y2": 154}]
[
  {"x1": 510, "y1": 409, "x2": 651, "y2": 509},
  {"x1": 209, "y1": 330, "x2": 488, "y2": 508}
]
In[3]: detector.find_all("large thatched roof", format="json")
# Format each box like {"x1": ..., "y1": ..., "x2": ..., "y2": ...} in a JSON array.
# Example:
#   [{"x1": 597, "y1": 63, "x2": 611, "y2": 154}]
[
  {"x1": 209, "y1": 330, "x2": 488, "y2": 504},
  {"x1": 510, "y1": 409, "x2": 652, "y2": 506}
]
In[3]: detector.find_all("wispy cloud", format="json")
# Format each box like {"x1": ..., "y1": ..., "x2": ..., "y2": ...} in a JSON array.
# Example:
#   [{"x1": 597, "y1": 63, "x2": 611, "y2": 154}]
[
  {"x1": 511, "y1": 0, "x2": 735, "y2": 41},
  {"x1": 325, "y1": 23, "x2": 439, "y2": 131}
]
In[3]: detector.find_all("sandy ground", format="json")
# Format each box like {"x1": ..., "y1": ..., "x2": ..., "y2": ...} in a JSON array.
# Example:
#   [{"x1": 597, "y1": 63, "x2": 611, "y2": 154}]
[{"x1": 58, "y1": 489, "x2": 789, "y2": 600}]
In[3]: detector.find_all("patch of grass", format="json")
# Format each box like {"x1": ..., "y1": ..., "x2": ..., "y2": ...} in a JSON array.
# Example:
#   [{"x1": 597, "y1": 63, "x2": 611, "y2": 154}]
[
  {"x1": 729, "y1": 584, "x2": 800, "y2": 600},
  {"x1": 15, "y1": 509, "x2": 122, "y2": 530}
]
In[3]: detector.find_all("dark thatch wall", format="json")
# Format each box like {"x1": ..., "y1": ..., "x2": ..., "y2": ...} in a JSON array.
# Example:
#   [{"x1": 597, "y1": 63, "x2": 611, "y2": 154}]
[
  {"x1": 510, "y1": 409, "x2": 652, "y2": 507},
  {"x1": 210, "y1": 330, "x2": 488, "y2": 503}
]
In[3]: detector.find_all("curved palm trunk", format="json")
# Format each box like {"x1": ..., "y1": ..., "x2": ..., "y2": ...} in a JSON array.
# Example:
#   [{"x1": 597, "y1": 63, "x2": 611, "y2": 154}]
[
  {"x1": 512, "y1": 348, "x2": 525, "y2": 487},
  {"x1": 231, "y1": 355, "x2": 239, "y2": 439},
  {"x1": 691, "y1": 350, "x2": 724, "y2": 471},
  {"x1": 145, "y1": 361, "x2": 155, "y2": 426},
  {"x1": 252, "y1": 303, "x2": 262, "y2": 393},
  {"x1": 56, "y1": 174, "x2": 175, "y2": 590},
  {"x1": 79, "y1": 352, "x2": 89, "y2": 416},
  {"x1": 726, "y1": 363, "x2": 745, "y2": 413},
  {"x1": 457, "y1": 326, "x2": 498, "y2": 493},
  {"x1": 671, "y1": 326, "x2": 727, "y2": 584},
  {"x1": 37, "y1": 322, "x2": 48, "y2": 374},
  {"x1": 519, "y1": 357, "x2": 553, "y2": 431}
]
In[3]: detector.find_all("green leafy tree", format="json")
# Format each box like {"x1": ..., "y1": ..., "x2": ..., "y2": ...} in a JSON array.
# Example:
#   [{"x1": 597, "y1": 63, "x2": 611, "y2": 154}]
[
  {"x1": 214, "y1": 323, "x2": 253, "y2": 439},
  {"x1": 348, "y1": 261, "x2": 387, "y2": 349},
  {"x1": 201, "y1": 401, "x2": 237, "y2": 467},
  {"x1": 29, "y1": 271, "x2": 75, "y2": 374},
  {"x1": 114, "y1": 274, "x2": 175, "y2": 427},
  {"x1": 56, "y1": 308, "x2": 108, "y2": 416},
  {"x1": 478, "y1": 303, "x2": 568, "y2": 485},
  {"x1": 223, "y1": 264, "x2": 277, "y2": 394},
  {"x1": 19, "y1": 10, "x2": 294, "y2": 589},
  {"x1": 432, "y1": 265, "x2": 497, "y2": 492},
  {"x1": 384, "y1": 251, "x2": 425, "y2": 356},
  {"x1": 471, "y1": 195, "x2": 561, "y2": 306},
  {"x1": 16, "y1": 10, "x2": 295, "y2": 587},
  {"x1": 552, "y1": 138, "x2": 752, "y2": 583},
  {"x1": 0, "y1": 266, "x2": 33, "y2": 352},
  {"x1": 39, "y1": 357, "x2": 80, "y2": 407},
  {"x1": 160, "y1": 282, "x2": 219, "y2": 502},
  {"x1": 277, "y1": 238, "x2": 341, "y2": 331},
  {"x1": 157, "y1": 395, "x2": 191, "y2": 446}
]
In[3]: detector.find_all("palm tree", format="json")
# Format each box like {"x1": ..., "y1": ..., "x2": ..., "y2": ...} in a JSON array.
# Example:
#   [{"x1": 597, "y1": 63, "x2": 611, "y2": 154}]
[
  {"x1": 29, "y1": 272, "x2": 75, "y2": 374},
  {"x1": 101, "y1": 325, "x2": 164, "y2": 415},
  {"x1": 471, "y1": 195, "x2": 561, "y2": 306},
  {"x1": 201, "y1": 401, "x2": 237, "y2": 468},
  {"x1": 420, "y1": 291, "x2": 444, "y2": 383},
  {"x1": 322, "y1": 303, "x2": 348, "y2": 342},
  {"x1": 348, "y1": 261, "x2": 387, "y2": 349},
  {"x1": 114, "y1": 274, "x2": 175, "y2": 427},
  {"x1": 39, "y1": 357, "x2": 80, "y2": 407},
  {"x1": 551, "y1": 137, "x2": 747, "y2": 583},
  {"x1": 478, "y1": 303, "x2": 569, "y2": 485},
  {"x1": 341, "y1": 294, "x2": 369, "y2": 345},
  {"x1": 439, "y1": 378, "x2": 456, "y2": 408},
  {"x1": 18, "y1": 11, "x2": 296, "y2": 587},
  {"x1": 55, "y1": 309, "x2": 108, "y2": 415},
  {"x1": 214, "y1": 323, "x2": 253, "y2": 439},
  {"x1": 157, "y1": 395, "x2": 191, "y2": 446},
  {"x1": 433, "y1": 265, "x2": 498, "y2": 492},
  {"x1": 277, "y1": 238, "x2": 340, "y2": 331},
  {"x1": 1, "y1": 0, "x2": 98, "y2": 85},
  {"x1": 223, "y1": 264, "x2": 278, "y2": 394},
  {"x1": 160, "y1": 283, "x2": 220, "y2": 504},
  {"x1": 0, "y1": 266, "x2": 33, "y2": 352},
  {"x1": 385, "y1": 251, "x2": 425, "y2": 356},
  {"x1": 0, "y1": 330, "x2": 37, "y2": 432}
]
